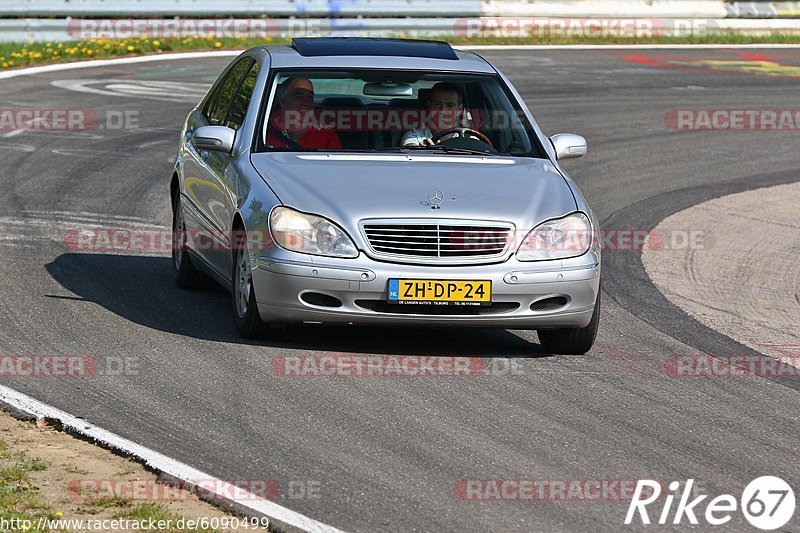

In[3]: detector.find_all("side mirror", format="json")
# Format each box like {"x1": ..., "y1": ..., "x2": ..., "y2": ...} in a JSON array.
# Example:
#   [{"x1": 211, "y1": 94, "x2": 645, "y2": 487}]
[
  {"x1": 550, "y1": 133, "x2": 587, "y2": 160},
  {"x1": 192, "y1": 125, "x2": 235, "y2": 154}
]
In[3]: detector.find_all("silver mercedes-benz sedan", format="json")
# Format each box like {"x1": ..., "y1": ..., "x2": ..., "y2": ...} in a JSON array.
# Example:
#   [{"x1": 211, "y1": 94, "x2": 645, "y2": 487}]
[{"x1": 171, "y1": 38, "x2": 601, "y2": 354}]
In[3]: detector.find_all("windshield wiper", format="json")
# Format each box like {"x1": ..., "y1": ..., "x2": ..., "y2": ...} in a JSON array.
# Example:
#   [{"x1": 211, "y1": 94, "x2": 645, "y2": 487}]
[{"x1": 367, "y1": 146, "x2": 502, "y2": 157}]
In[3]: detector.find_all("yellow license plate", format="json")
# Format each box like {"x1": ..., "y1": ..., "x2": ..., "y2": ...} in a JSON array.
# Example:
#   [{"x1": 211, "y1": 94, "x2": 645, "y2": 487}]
[{"x1": 388, "y1": 279, "x2": 492, "y2": 305}]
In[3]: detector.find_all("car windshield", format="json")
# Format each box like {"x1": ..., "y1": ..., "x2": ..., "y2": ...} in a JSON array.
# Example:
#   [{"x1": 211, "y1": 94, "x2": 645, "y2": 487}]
[{"x1": 257, "y1": 70, "x2": 546, "y2": 158}]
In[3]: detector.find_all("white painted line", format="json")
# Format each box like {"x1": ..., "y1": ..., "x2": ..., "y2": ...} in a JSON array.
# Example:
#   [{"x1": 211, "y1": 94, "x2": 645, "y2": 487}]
[
  {"x1": 0, "y1": 384, "x2": 345, "y2": 533},
  {"x1": 0, "y1": 50, "x2": 244, "y2": 81},
  {"x1": 459, "y1": 44, "x2": 800, "y2": 50},
  {"x1": 2, "y1": 44, "x2": 800, "y2": 83}
]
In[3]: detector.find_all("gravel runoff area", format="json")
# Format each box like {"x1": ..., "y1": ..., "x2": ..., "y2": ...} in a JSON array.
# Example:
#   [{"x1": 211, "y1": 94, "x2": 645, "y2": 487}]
[{"x1": 643, "y1": 181, "x2": 800, "y2": 364}]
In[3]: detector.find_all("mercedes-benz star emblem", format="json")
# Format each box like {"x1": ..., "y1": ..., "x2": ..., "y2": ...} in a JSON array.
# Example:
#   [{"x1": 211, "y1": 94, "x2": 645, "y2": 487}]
[{"x1": 422, "y1": 189, "x2": 444, "y2": 210}]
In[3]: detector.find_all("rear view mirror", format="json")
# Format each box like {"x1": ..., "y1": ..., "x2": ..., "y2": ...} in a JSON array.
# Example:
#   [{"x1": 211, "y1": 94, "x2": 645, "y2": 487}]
[
  {"x1": 363, "y1": 82, "x2": 413, "y2": 97},
  {"x1": 550, "y1": 133, "x2": 587, "y2": 160}
]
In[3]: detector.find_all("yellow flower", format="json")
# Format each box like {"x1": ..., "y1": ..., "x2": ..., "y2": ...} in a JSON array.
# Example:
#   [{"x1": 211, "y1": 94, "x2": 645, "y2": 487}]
[
  {"x1": 1, "y1": 62, "x2": 9, "y2": 68},
  {"x1": 127, "y1": 45, "x2": 135, "y2": 51},
  {"x1": 152, "y1": 40, "x2": 161, "y2": 46},
  {"x1": 86, "y1": 50, "x2": 93, "y2": 55},
  {"x1": 214, "y1": 41, "x2": 222, "y2": 48},
  {"x1": 56, "y1": 511, "x2": 63, "y2": 517}
]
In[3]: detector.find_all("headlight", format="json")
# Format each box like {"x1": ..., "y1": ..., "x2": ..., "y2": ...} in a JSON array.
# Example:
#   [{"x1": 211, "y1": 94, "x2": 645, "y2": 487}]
[
  {"x1": 516, "y1": 212, "x2": 592, "y2": 261},
  {"x1": 269, "y1": 207, "x2": 359, "y2": 258}
]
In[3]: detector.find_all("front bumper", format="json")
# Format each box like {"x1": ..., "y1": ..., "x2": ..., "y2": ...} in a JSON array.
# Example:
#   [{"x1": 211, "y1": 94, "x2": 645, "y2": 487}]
[{"x1": 251, "y1": 250, "x2": 600, "y2": 329}]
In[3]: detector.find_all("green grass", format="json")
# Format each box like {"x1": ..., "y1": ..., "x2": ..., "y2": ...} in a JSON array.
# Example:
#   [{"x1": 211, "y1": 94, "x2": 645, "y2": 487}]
[
  {"x1": 0, "y1": 36, "x2": 288, "y2": 69},
  {"x1": 1, "y1": 32, "x2": 799, "y2": 71},
  {"x1": 0, "y1": 439, "x2": 57, "y2": 530}
]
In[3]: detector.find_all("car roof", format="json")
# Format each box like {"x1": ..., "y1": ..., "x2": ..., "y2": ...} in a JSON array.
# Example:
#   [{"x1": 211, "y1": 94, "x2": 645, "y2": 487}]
[{"x1": 256, "y1": 38, "x2": 496, "y2": 74}]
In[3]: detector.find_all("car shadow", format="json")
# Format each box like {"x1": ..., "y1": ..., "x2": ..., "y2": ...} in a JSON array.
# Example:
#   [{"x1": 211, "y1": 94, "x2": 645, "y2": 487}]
[{"x1": 45, "y1": 253, "x2": 553, "y2": 358}]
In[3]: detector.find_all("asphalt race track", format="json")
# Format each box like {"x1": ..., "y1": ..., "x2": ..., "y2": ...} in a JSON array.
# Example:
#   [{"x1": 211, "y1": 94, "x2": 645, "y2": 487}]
[{"x1": 0, "y1": 48, "x2": 798, "y2": 532}]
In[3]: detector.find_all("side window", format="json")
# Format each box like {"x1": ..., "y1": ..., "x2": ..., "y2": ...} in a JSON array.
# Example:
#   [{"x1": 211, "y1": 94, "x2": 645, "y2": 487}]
[
  {"x1": 224, "y1": 63, "x2": 259, "y2": 131},
  {"x1": 205, "y1": 58, "x2": 254, "y2": 126}
]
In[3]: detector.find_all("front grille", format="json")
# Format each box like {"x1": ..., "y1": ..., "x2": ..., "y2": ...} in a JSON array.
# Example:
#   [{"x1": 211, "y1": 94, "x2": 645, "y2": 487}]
[
  {"x1": 362, "y1": 222, "x2": 512, "y2": 260},
  {"x1": 355, "y1": 300, "x2": 519, "y2": 315}
]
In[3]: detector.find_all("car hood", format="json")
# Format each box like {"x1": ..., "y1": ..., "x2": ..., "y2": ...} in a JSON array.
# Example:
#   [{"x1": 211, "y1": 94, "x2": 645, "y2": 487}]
[{"x1": 250, "y1": 152, "x2": 578, "y2": 235}]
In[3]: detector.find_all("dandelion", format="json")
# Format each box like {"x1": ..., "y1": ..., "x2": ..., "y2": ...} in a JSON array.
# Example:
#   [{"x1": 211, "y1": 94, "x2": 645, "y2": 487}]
[{"x1": 214, "y1": 41, "x2": 222, "y2": 48}]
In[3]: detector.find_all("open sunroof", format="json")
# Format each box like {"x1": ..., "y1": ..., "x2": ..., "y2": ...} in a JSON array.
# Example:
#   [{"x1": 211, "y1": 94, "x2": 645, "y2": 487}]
[{"x1": 291, "y1": 38, "x2": 459, "y2": 60}]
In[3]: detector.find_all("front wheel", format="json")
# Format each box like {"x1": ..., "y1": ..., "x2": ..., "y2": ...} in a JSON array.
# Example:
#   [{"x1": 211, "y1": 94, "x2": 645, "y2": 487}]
[
  {"x1": 232, "y1": 237, "x2": 270, "y2": 339},
  {"x1": 172, "y1": 195, "x2": 206, "y2": 289},
  {"x1": 538, "y1": 291, "x2": 601, "y2": 355}
]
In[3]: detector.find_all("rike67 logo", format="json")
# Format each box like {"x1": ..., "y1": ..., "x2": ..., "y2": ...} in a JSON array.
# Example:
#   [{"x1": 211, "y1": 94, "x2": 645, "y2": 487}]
[{"x1": 625, "y1": 477, "x2": 795, "y2": 530}]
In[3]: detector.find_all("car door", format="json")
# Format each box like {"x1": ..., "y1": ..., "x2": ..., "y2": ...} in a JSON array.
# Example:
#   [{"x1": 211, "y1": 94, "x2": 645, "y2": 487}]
[{"x1": 182, "y1": 57, "x2": 255, "y2": 279}]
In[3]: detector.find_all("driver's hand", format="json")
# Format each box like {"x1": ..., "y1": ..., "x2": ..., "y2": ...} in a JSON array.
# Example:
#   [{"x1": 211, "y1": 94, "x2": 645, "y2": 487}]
[{"x1": 420, "y1": 137, "x2": 435, "y2": 146}]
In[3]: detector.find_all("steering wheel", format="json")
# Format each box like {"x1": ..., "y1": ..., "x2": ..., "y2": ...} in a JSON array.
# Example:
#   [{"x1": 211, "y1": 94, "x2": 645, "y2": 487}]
[{"x1": 431, "y1": 127, "x2": 494, "y2": 148}]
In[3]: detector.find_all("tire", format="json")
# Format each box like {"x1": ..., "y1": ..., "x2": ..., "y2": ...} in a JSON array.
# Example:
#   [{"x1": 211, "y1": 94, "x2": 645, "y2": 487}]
[
  {"x1": 172, "y1": 194, "x2": 206, "y2": 289},
  {"x1": 232, "y1": 232, "x2": 270, "y2": 339},
  {"x1": 538, "y1": 290, "x2": 601, "y2": 355}
]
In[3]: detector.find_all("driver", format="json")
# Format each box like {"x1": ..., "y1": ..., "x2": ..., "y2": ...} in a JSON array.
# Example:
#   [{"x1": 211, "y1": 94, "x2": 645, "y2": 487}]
[
  {"x1": 401, "y1": 82, "x2": 464, "y2": 147},
  {"x1": 266, "y1": 77, "x2": 341, "y2": 150}
]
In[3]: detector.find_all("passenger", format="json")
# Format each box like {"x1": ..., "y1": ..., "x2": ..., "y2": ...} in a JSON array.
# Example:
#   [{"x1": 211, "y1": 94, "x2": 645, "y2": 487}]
[{"x1": 266, "y1": 77, "x2": 341, "y2": 150}]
